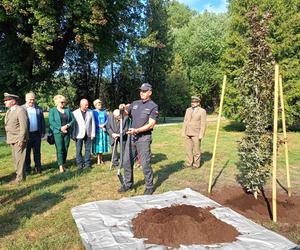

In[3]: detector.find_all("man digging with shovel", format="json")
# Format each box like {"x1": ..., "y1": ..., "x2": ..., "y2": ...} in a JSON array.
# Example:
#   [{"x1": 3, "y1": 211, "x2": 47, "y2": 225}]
[
  {"x1": 106, "y1": 109, "x2": 129, "y2": 169},
  {"x1": 118, "y1": 83, "x2": 159, "y2": 195}
]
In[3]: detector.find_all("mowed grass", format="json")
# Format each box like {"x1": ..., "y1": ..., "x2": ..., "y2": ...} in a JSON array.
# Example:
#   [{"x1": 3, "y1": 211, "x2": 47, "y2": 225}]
[{"x1": 0, "y1": 117, "x2": 300, "y2": 249}]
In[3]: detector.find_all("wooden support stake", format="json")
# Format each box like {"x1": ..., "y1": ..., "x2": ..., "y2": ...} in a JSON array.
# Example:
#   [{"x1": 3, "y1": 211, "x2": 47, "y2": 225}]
[
  {"x1": 279, "y1": 75, "x2": 291, "y2": 197},
  {"x1": 272, "y1": 64, "x2": 279, "y2": 223},
  {"x1": 208, "y1": 75, "x2": 227, "y2": 194}
]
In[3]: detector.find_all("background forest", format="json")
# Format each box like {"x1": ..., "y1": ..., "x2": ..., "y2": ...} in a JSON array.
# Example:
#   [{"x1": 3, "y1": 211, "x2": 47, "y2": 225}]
[{"x1": 0, "y1": 0, "x2": 299, "y2": 126}]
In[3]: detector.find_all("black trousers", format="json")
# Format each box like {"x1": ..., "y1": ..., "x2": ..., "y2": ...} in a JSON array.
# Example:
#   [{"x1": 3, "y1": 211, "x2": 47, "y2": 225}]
[
  {"x1": 111, "y1": 137, "x2": 126, "y2": 166},
  {"x1": 122, "y1": 134, "x2": 153, "y2": 189},
  {"x1": 25, "y1": 131, "x2": 42, "y2": 172}
]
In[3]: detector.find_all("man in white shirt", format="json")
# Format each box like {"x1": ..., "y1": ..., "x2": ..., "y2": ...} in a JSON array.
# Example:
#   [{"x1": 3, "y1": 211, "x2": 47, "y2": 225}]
[
  {"x1": 73, "y1": 99, "x2": 95, "y2": 169},
  {"x1": 22, "y1": 92, "x2": 45, "y2": 174}
]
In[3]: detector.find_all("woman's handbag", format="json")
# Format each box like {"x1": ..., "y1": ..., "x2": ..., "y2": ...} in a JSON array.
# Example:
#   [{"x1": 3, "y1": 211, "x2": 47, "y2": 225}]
[{"x1": 47, "y1": 133, "x2": 55, "y2": 145}]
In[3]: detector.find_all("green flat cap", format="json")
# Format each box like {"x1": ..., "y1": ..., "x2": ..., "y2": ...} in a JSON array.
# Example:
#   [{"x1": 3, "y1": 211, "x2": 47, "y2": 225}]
[
  {"x1": 4, "y1": 92, "x2": 19, "y2": 101},
  {"x1": 191, "y1": 96, "x2": 200, "y2": 101}
]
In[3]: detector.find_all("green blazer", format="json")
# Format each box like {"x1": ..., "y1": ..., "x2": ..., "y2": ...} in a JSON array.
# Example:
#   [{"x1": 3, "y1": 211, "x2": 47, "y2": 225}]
[{"x1": 49, "y1": 107, "x2": 74, "y2": 135}]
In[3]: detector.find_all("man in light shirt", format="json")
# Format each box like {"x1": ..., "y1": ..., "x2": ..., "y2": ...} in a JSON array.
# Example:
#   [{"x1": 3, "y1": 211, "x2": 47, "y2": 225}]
[{"x1": 22, "y1": 92, "x2": 45, "y2": 174}]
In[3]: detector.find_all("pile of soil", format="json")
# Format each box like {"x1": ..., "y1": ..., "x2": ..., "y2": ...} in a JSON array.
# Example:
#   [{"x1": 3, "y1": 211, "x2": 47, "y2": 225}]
[
  {"x1": 209, "y1": 186, "x2": 300, "y2": 243},
  {"x1": 132, "y1": 204, "x2": 239, "y2": 248}
]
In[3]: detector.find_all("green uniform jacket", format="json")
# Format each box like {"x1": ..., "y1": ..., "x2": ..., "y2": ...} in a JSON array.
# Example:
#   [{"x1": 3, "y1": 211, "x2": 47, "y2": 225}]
[
  {"x1": 48, "y1": 107, "x2": 75, "y2": 135},
  {"x1": 5, "y1": 105, "x2": 29, "y2": 144},
  {"x1": 182, "y1": 106, "x2": 207, "y2": 139}
]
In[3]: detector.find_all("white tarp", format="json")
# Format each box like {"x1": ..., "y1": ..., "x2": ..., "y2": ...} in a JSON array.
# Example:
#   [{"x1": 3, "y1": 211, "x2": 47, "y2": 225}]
[{"x1": 71, "y1": 188, "x2": 297, "y2": 250}]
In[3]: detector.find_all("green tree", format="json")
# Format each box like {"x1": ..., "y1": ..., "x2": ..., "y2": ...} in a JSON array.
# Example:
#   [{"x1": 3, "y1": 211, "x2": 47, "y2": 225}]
[
  {"x1": 0, "y1": 0, "x2": 142, "y2": 94},
  {"x1": 165, "y1": 54, "x2": 190, "y2": 116},
  {"x1": 237, "y1": 8, "x2": 274, "y2": 197},
  {"x1": 174, "y1": 12, "x2": 228, "y2": 110},
  {"x1": 167, "y1": 1, "x2": 196, "y2": 30},
  {"x1": 107, "y1": 47, "x2": 143, "y2": 109},
  {"x1": 140, "y1": 0, "x2": 171, "y2": 116},
  {"x1": 223, "y1": 0, "x2": 300, "y2": 126}
]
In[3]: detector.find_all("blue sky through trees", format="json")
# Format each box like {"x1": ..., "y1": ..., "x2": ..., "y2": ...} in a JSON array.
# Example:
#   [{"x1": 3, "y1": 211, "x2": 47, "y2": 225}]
[{"x1": 177, "y1": 0, "x2": 227, "y2": 13}]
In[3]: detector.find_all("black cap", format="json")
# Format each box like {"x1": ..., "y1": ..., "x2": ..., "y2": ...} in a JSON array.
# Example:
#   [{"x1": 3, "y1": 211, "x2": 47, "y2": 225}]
[{"x1": 139, "y1": 83, "x2": 152, "y2": 91}]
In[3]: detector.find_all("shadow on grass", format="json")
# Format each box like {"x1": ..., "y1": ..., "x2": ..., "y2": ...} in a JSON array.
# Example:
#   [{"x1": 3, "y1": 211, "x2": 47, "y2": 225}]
[
  {"x1": 132, "y1": 160, "x2": 183, "y2": 191},
  {"x1": 39, "y1": 157, "x2": 76, "y2": 173},
  {"x1": 201, "y1": 151, "x2": 213, "y2": 167},
  {"x1": 151, "y1": 153, "x2": 168, "y2": 164},
  {"x1": 89, "y1": 150, "x2": 119, "y2": 166},
  {"x1": 0, "y1": 185, "x2": 77, "y2": 237},
  {"x1": 0, "y1": 172, "x2": 16, "y2": 184},
  {"x1": 223, "y1": 121, "x2": 245, "y2": 132},
  {"x1": 0, "y1": 152, "x2": 10, "y2": 159},
  {"x1": 0, "y1": 143, "x2": 10, "y2": 159},
  {"x1": 286, "y1": 124, "x2": 300, "y2": 132},
  {"x1": 211, "y1": 160, "x2": 229, "y2": 191},
  {"x1": 2, "y1": 159, "x2": 91, "y2": 205}
]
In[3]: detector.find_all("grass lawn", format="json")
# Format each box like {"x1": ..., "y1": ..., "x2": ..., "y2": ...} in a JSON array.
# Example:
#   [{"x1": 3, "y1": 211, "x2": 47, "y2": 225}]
[{"x1": 0, "y1": 116, "x2": 299, "y2": 249}]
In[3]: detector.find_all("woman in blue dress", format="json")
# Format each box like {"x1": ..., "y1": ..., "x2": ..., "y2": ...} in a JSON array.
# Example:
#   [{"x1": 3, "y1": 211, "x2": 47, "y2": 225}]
[{"x1": 92, "y1": 99, "x2": 110, "y2": 164}]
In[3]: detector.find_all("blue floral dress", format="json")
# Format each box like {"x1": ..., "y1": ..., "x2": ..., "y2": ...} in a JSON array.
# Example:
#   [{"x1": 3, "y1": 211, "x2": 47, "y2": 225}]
[{"x1": 92, "y1": 109, "x2": 110, "y2": 154}]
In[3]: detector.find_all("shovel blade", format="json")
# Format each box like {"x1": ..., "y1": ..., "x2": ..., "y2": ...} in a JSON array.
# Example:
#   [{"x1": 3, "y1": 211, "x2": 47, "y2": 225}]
[{"x1": 117, "y1": 169, "x2": 126, "y2": 188}]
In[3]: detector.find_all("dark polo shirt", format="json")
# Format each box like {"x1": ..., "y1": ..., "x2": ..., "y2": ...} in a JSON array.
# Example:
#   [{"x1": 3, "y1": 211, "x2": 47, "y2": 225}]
[{"x1": 127, "y1": 99, "x2": 158, "y2": 137}]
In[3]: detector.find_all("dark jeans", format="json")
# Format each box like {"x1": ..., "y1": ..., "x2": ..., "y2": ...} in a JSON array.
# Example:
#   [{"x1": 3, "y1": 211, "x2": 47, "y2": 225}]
[
  {"x1": 75, "y1": 135, "x2": 92, "y2": 168},
  {"x1": 25, "y1": 131, "x2": 42, "y2": 172},
  {"x1": 123, "y1": 134, "x2": 153, "y2": 189}
]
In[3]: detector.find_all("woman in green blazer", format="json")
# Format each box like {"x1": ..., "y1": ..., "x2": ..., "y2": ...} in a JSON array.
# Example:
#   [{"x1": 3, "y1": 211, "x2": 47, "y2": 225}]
[{"x1": 49, "y1": 95, "x2": 74, "y2": 172}]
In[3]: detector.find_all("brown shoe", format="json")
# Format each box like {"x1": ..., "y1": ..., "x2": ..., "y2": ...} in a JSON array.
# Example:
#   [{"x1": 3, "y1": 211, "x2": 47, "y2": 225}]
[
  {"x1": 9, "y1": 179, "x2": 22, "y2": 185},
  {"x1": 182, "y1": 164, "x2": 191, "y2": 169}
]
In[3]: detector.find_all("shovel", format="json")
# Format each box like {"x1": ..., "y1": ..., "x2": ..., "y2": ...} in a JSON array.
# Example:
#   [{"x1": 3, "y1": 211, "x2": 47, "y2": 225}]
[
  {"x1": 117, "y1": 109, "x2": 126, "y2": 189},
  {"x1": 110, "y1": 137, "x2": 118, "y2": 171}
]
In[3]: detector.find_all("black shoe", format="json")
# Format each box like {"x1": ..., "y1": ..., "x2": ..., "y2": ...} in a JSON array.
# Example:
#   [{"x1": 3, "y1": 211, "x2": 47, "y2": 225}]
[
  {"x1": 144, "y1": 188, "x2": 154, "y2": 195},
  {"x1": 118, "y1": 185, "x2": 132, "y2": 193},
  {"x1": 77, "y1": 165, "x2": 84, "y2": 170},
  {"x1": 34, "y1": 168, "x2": 42, "y2": 174},
  {"x1": 84, "y1": 164, "x2": 92, "y2": 169},
  {"x1": 25, "y1": 168, "x2": 31, "y2": 175}
]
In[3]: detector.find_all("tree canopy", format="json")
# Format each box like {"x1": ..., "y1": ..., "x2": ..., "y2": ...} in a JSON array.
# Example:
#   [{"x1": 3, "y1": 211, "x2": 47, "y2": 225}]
[
  {"x1": 0, "y1": 0, "x2": 299, "y2": 128},
  {"x1": 0, "y1": 0, "x2": 141, "y2": 94},
  {"x1": 222, "y1": 0, "x2": 300, "y2": 126}
]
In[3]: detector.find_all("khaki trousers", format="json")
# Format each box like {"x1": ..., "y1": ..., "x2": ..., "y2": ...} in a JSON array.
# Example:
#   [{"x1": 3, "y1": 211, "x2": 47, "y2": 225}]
[
  {"x1": 184, "y1": 136, "x2": 201, "y2": 168},
  {"x1": 11, "y1": 143, "x2": 27, "y2": 181}
]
